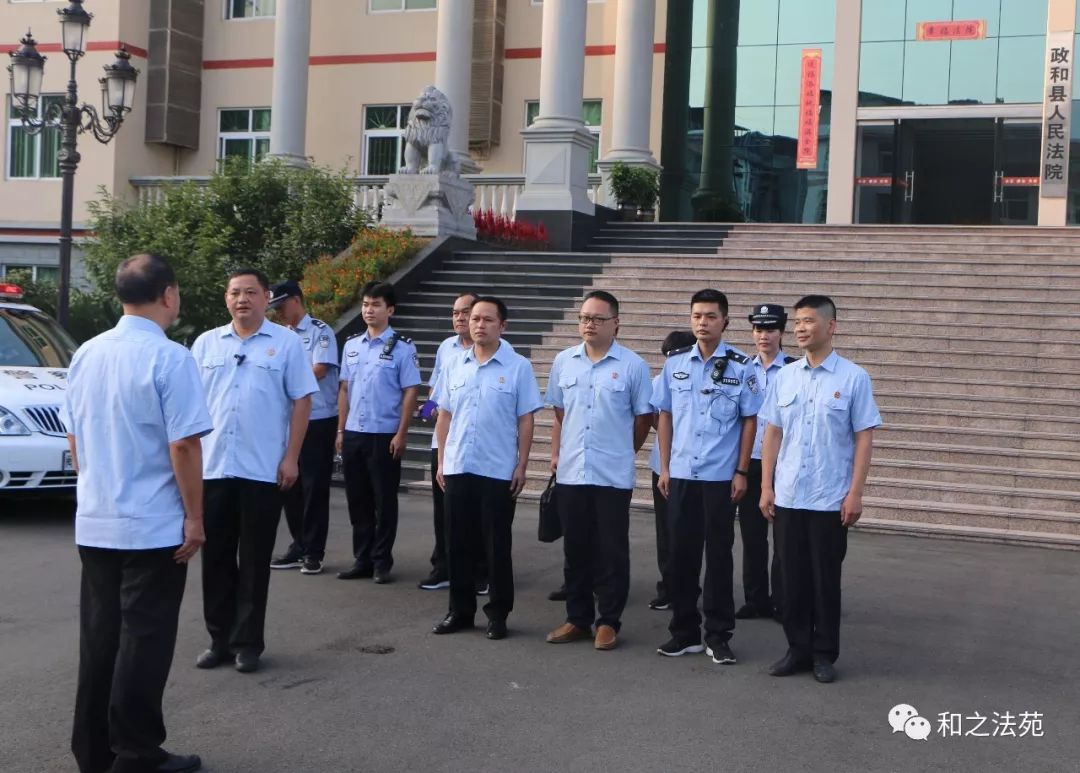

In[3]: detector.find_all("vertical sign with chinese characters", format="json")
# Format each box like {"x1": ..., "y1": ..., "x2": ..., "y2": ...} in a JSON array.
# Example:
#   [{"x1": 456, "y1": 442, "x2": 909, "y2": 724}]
[
  {"x1": 1041, "y1": 32, "x2": 1073, "y2": 198},
  {"x1": 796, "y1": 49, "x2": 823, "y2": 170}
]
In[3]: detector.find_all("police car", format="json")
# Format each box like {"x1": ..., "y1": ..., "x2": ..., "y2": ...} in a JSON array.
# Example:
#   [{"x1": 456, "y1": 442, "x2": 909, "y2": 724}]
[{"x1": 0, "y1": 283, "x2": 78, "y2": 495}]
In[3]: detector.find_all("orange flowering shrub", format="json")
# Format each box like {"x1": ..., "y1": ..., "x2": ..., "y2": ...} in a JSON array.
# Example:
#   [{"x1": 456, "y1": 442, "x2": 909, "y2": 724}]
[{"x1": 302, "y1": 227, "x2": 422, "y2": 323}]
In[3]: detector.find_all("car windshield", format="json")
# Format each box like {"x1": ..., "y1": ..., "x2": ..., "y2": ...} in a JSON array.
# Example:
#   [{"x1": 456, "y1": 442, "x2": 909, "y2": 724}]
[{"x1": 0, "y1": 307, "x2": 78, "y2": 368}]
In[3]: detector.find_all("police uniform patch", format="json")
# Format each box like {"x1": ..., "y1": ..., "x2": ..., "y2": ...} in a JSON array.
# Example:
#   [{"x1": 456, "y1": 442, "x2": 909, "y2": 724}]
[
  {"x1": 747, "y1": 374, "x2": 760, "y2": 394},
  {"x1": 302, "y1": 337, "x2": 311, "y2": 346},
  {"x1": 721, "y1": 377, "x2": 740, "y2": 386},
  {"x1": 266, "y1": 348, "x2": 276, "y2": 357},
  {"x1": 672, "y1": 371, "x2": 690, "y2": 380},
  {"x1": 319, "y1": 335, "x2": 330, "y2": 348},
  {"x1": 834, "y1": 391, "x2": 841, "y2": 399},
  {"x1": 347, "y1": 350, "x2": 359, "y2": 359}
]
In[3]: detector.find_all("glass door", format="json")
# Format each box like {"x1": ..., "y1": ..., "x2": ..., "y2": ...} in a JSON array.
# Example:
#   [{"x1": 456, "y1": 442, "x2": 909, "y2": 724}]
[
  {"x1": 993, "y1": 119, "x2": 1041, "y2": 225},
  {"x1": 854, "y1": 122, "x2": 897, "y2": 224}
]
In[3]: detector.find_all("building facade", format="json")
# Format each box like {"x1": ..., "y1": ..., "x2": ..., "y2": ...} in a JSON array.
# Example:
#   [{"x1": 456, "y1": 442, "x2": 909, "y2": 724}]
[{"x1": 3, "y1": 0, "x2": 1080, "y2": 277}]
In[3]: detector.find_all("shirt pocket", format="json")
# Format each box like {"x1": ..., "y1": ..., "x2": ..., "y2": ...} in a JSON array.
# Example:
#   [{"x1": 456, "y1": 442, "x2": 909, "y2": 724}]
[
  {"x1": 775, "y1": 387, "x2": 798, "y2": 425},
  {"x1": 253, "y1": 358, "x2": 284, "y2": 395},
  {"x1": 669, "y1": 379, "x2": 693, "y2": 408},
  {"x1": 201, "y1": 355, "x2": 226, "y2": 370},
  {"x1": 709, "y1": 388, "x2": 739, "y2": 422},
  {"x1": 825, "y1": 393, "x2": 851, "y2": 429},
  {"x1": 599, "y1": 378, "x2": 629, "y2": 409}
]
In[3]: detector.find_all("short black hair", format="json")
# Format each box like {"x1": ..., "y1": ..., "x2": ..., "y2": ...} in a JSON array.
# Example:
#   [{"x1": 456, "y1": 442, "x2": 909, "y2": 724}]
[
  {"x1": 228, "y1": 266, "x2": 270, "y2": 291},
  {"x1": 794, "y1": 294, "x2": 837, "y2": 321},
  {"x1": 115, "y1": 253, "x2": 177, "y2": 305},
  {"x1": 361, "y1": 280, "x2": 397, "y2": 308},
  {"x1": 690, "y1": 288, "x2": 729, "y2": 316},
  {"x1": 472, "y1": 296, "x2": 508, "y2": 322},
  {"x1": 583, "y1": 290, "x2": 619, "y2": 316},
  {"x1": 661, "y1": 330, "x2": 696, "y2": 355},
  {"x1": 456, "y1": 291, "x2": 480, "y2": 304}
]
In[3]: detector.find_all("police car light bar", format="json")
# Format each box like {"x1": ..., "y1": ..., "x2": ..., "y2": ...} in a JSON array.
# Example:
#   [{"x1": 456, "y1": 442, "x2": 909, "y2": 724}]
[{"x1": 0, "y1": 283, "x2": 24, "y2": 300}]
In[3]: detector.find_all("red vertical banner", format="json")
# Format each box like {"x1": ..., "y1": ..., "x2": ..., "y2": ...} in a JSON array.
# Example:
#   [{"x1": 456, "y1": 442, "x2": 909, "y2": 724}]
[{"x1": 796, "y1": 49, "x2": 823, "y2": 170}]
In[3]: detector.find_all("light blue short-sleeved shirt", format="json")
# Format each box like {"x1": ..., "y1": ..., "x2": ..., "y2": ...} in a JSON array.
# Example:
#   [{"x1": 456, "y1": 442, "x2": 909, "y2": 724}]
[
  {"x1": 751, "y1": 350, "x2": 796, "y2": 460},
  {"x1": 61, "y1": 315, "x2": 214, "y2": 549},
  {"x1": 340, "y1": 325, "x2": 422, "y2": 434},
  {"x1": 649, "y1": 373, "x2": 662, "y2": 475},
  {"x1": 191, "y1": 319, "x2": 318, "y2": 483},
  {"x1": 651, "y1": 341, "x2": 765, "y2": 482},
  {"x1": 759, "y1": 350, "x2": 882, "y2": 511},
  {"x1": 434, "y1": 339, "x2": 543, "y2": 481},
  {"x1": 545, "y1": 341, "x2": 653, "y2": 490},
  {"x1": 429, "y1": 334, "x2": 466, "y2": 449},
  {"x1": 292, "y1": 314, "x2": 339, "y2": 421}
]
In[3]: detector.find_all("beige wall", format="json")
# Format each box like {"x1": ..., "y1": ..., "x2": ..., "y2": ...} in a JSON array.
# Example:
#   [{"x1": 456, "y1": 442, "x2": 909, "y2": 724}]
[{"x1": 2, "y1": 0, "x2": 670, "y2": 227}]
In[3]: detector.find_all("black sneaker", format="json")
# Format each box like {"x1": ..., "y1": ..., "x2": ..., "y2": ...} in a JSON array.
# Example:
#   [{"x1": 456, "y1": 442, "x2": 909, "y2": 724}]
[
  {"x1": 706, "y1": 641, "x2": 737, "y2": 665},
  {"x1": 269, "y1": 551, "x2": 303, "y2": 570},
  {"x1": 418, "y1": 571, "x2": 450, "y2": 590},
  {"x1": 300, "y1": 558, "x2": 323, "y2": 575},
  {"x1": 656, "y1": 637, "x2": 705, "y2": 657},
  {"x1": 476, "y1": 582, "x2": 489, "y2": 596},
  {"x1": 648, "y1": 596, "x2": 671, "y2": 610}
]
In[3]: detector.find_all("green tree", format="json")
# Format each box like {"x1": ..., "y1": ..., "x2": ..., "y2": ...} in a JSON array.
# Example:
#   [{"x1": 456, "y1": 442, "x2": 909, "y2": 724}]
[{"x1": 80, "y1": 159, "x2": 370, "y2": 343}]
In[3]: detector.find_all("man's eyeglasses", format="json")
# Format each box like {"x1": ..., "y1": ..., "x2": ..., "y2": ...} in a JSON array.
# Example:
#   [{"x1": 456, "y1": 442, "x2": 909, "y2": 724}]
[{"x1": 578, "y1": 315, "x2": 614, "y2": 326}]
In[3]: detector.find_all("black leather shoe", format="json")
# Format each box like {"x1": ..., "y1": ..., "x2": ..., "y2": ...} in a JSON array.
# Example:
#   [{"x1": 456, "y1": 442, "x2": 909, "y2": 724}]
[
  {"x1": 432, "y1": 613, "x2": 474, "y2": 635},
  {"x1": 547, "y1": 586, "x2": 568, "y2": 602},
  {"x1": 194, "y1": 649, "x2": 227, "y2": 669},
  {"x1": 337, "y1": 563, "x2": 374, "y2": 580},
  {"x1": 486, "y1": 619, "x2": 508, "y2": 640},
  {"x1": 735, "y1": 603, "x2": 769, "y2": 620},
  {"x1": 234, "y1": 650, "x2": 260, "y2": 673},
  {"x1": 813, "y1": 660, "x2": 837, "y2": 683},
  {"x1": 768, "y1": 651, "x2": 813, "y2": 677},
  {"x1": 373, "y1": 569, "x2": 392, "y2": 584},
  {"x1": 154, "y1": 752, "x2": 202, "y2": 772}
]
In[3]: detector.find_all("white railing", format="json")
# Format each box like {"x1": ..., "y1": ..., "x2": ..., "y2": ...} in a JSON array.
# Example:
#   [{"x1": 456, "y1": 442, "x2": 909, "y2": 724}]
[{"x1": 129, "y1": 173, "x2": 608, "y2": 217}]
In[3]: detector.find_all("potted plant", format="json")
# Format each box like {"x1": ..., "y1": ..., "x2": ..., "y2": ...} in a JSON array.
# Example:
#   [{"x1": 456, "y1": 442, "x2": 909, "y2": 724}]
[
  {"x1": 632, "y1": 165, "x2": 660, "y2": 221},
  {"x1": 609, "y1": 162, "x2": 640, "y2": 221}
]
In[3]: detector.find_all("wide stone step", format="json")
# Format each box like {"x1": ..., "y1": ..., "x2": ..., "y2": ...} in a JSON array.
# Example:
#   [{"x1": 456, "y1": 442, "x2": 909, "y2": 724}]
[
  {"x1": 720, "y1": 232, "x2": 1080, "y2": 250},
  {"x1": 860, "y1": 497, "x2": 1080, "y2": 537},
  {"x1": 713, "y1": 245, "x2": 1080, "y2": 262},
  {"x1": 868, "y1": 439, "x2": 1080, "y2": 472},
  {"x1": 872, "y1": 389, "x2": 1080, "y2": 415},
  {"x1": 609, "y1": 253, "x2": 1080, "y2": 274},
  {"x1": 871, "y1": 456, "x2": 1080, "y2": 493},
  {"x1": 847, "y1": 517, "x2": 1080, "y2": 550},
  {"x1": 867, "y1": 477, "x2": 1080, "y2": 513}
]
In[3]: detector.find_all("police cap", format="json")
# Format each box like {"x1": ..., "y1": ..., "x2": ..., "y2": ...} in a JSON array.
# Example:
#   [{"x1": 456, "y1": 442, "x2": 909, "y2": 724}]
[
  {"x1": 269, "y1": 279, "x2": 303, "y2": 308},
  {"x1": 748, "y1": 303, "x2": 787, "y2": 329}
]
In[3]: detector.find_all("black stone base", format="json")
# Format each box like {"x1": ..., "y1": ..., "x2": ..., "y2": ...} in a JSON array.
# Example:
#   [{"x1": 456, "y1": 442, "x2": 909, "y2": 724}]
[{"x1": 516, "y1": 206, "x2": 616, "y2": 252}]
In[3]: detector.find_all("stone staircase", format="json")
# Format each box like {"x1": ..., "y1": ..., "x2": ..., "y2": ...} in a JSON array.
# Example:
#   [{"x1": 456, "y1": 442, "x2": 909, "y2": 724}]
[{"x1": 391, "y1": 223, "x2": 1080, "y2": 550}]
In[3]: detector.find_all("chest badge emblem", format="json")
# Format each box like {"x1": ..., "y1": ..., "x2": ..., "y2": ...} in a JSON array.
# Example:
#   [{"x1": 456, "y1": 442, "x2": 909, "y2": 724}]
[
  {"x1": 266, "y1": 348, "x2": 276, "y2": 357},
  {"x1": 834, "y1": 391, "x2": 841, "y2": 399}
]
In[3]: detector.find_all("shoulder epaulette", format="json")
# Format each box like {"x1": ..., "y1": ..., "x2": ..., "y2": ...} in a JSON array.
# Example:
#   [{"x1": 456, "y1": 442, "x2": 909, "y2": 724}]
[
  {"x1": 667, "y1": 345, "x2": 694, "y2": 357},
  {"x1": 310, "y1": 318, "x2": 327, "y2": 329},
  {"x1": 725, "y1": 348, "x2": 749, "y2": 364},
  {"x1": 345, "y1": 332, "x2": 363, "y2": 341},
  {"x1": 783, "y1": 354, "x2": 798, "y2": 365},
  {"x1": 393, "y1": 333, "x2": 413, "y2": 345}
]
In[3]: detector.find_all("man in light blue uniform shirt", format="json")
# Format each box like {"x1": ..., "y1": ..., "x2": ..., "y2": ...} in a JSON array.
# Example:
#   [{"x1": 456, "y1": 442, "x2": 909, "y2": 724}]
[
  {"x1": 652, "y1": 289, "x2": 764, "y2": 665},
  {"x1": 191, "y1": 267, "x2": 317, "y2": 674},
  {"x1": 431, "y1": 296, "x2": 543, "y2": 641},
  {"x1": 63, "y1": 254, "x2": 211, "y2": 773},
  {"x1": 267, "y1": 280, "x2": 339, "y2": 576},
  {"x1": 760, "y1": 294, "x2": 881, "y2": 684},
  {"x1": 647, "y1": 330, "x2": 696, "y2": 612},
  {"x1": 736, "y1": 303, "x2": 798, "y2": 622},
  {"x1": 335, "y1": 280, "x2": 421, "y2": 584},
  {"x1": 417, "y1": 291, "x2": 478, "y2": 590},
  {"x1": 543, "y1": 291, "x2": 653, "y2": 651}
]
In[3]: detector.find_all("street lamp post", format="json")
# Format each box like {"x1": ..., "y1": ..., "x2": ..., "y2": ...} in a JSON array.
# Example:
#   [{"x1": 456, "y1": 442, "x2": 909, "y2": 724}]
[{"x1": 7, "y1": 0, "x2": 138, "y2": 328}]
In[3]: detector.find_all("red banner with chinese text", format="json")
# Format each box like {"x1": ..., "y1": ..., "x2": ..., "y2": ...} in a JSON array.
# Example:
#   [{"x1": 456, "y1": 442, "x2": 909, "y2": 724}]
[
  {"x1": 796, "y1": 49, "x2": 822, "y2": 171},
  {"x1": 916, "y1": 20, "x2": 987, "y2": 41}
]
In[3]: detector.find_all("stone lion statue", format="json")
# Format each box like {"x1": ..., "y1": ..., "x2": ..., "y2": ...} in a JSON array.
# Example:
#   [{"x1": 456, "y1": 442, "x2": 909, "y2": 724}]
[{"x1": 400, "y1": 85, "x2": 456, "y2": 175}]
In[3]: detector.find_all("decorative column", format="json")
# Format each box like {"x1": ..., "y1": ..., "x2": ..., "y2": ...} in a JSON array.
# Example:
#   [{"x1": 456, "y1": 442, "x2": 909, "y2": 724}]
[
  {"x1": 435, "y1": 0, "x2": 479, "y2": 172},
  {"x1": 825, "y1": 0, "x2": 861, "y2": 224},
  {"x1": 268, "y1": 0, "x2": 311, "y2": 166},
  {"x1": 515, "y1": 0, "x2": 595, "y2": 242},
  {"x1": 597, "y1": 0, "x2": 660, "y2": 206},
  {"x1": 658, "y1": 0, "x2": 694, "y2": 221},
  {"x1": 692, "y1": 0, "x2": 740, "y2": 221}
]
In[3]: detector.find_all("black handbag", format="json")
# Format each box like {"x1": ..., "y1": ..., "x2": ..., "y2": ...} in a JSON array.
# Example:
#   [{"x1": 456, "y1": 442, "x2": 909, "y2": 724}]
[{"x1": 537, "y1": 473, "x2": 562, "y2": 543}]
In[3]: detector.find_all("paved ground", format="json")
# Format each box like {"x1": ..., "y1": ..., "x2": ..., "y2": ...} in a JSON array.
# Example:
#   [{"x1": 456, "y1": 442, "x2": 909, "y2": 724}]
[{"x1": 1, "y1": 491, "x2": 1078, "y2": 773}]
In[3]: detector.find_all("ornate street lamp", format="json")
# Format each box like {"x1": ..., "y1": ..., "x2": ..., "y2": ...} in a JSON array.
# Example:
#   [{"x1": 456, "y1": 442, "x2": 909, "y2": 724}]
[{"x1": 7, "y1": 0, "x2": 139, "y2": 328}]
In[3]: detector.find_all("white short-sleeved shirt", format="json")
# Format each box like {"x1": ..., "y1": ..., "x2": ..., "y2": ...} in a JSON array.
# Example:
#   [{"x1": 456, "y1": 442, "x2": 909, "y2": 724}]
[
  {"x1": 759, "y1": 350, "x2": 882, "y2": 511},
  {"x1": 191, "y1": 319, "x2": 319, "y2": 483},
  {"x1": 62, "y1": 315, "x2": 214, "y2": 549}
]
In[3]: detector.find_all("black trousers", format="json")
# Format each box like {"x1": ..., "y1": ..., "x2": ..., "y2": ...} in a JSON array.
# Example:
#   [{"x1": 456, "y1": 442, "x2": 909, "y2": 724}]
[
  {"x1": 72, "y1": 546, "x2": 187, "y2": 773},
  {"x1": 342, "y1": 431, "x2": 401, "y2": 572},
  {"x1": 202, "y1": 478, "x2": 282, "y2": 656},
  {"x1": 559, "y1": 484, "x2": 632, "y2": 631},
  {"x1": 666, "y1": 478, "x2": 736, "y2": 646},
  {"x1": 737, "y1": 458, "x2": 782, "y2": 613},
  {"x1": 444, "y1": 473, "x2": 515, "y2": 621},
  {"x1": 429, "y1": 449, "x2": 488, "y2": 580},
  {"x1": 773, "y1": 506, "x2": 848, "y2": 663},
  {"x1": 282, "y1": 416, "x2": 337, "y2": 561},
  {"x1": 651, "y1": 471, "x2": 670, "y2": 598}
]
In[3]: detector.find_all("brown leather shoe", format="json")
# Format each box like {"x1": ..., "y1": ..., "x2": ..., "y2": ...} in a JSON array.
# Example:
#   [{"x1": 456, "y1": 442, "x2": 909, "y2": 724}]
[
  {"x1": 546, "y1": 622, "x2": 592, "y2": 643},
  {"x1": 594, "y1": 624, "x2": 618, "y2": 651}
]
